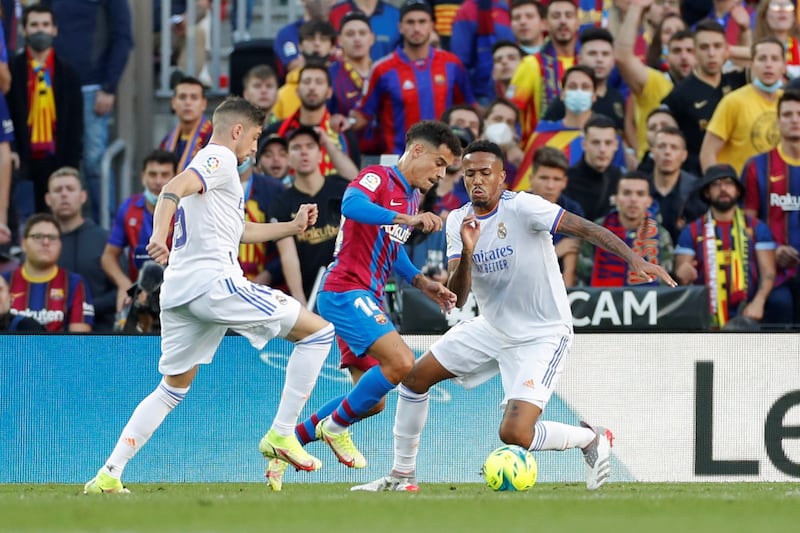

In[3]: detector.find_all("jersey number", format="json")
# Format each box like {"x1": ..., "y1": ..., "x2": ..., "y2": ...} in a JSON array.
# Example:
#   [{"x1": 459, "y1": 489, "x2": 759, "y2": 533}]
[
  {"x1": 174, "y1": 207, "x2": 187, "y2": 249},
  {"x1": 353, "y1": 296, "x2": 381, "y2": 317}
]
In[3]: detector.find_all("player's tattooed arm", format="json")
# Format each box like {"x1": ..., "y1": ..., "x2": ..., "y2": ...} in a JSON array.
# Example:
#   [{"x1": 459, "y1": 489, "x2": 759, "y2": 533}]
[
  {"x1": 557, "y1": 211, "x2": 677, "y2": 286},
  {"x1": 558, "y1": 211, "x2": 638, "y2": 264}
]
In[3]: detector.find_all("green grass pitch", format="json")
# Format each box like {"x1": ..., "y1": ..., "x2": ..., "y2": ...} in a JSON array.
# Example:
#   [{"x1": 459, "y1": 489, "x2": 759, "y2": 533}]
[{"x1": 2, "y1": 483, "x2": 800, "y2": 533}]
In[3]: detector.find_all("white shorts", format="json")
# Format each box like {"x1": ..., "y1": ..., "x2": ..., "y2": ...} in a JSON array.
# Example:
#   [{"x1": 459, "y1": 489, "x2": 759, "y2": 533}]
[
  {"x1": 158, "y1": 276, "x2": 302, "y2": 375},
  {"x1": 430, "y1": 316, "x2": 572, "y2": 409}
]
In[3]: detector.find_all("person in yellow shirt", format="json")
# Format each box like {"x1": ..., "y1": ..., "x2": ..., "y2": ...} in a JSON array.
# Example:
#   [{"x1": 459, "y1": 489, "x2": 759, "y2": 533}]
[
  {"x1": 506, "y1": 0, "x2": 579, "y2": 144},
  {"x1": 614, "y1": 0, "x2": 695, "y2": 160},
  {"x1": 273, "y1": 20, "x2": 336, "y2": 121},
  {"x1": 700, "y1": 36, "x2": 786, "y2": 175}
]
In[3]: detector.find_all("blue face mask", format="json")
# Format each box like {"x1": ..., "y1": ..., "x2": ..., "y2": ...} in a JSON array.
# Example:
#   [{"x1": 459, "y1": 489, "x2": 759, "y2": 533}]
[
  {"x1": 143, "y1": 188, "x2": 158, "y2": 206},
  {"x1": 564, "y1": 89, "x2": 593, "y2": 114},
  {"x1": 661, "y1": 44, "x2": 669, "y2": 58},
  {"x1": 237, "y1": 157, "x2": 253, "y2": 174},
  {"x1": 753, "y1": 77, "x2": 784, "y2": 94}
]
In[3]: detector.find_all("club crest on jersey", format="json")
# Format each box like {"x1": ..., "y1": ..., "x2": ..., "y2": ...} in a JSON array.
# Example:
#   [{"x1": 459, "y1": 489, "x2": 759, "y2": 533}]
[
  {"x1": 201, "y1": 156, "x2": 220, "y2": 175},
  {"x1": 49, "y1": 288, "x2": 64, "y2": 301},
  {"x1": 497, "y1": 222, "x2": 507, "y2": 239},
  {"x1": 375, "y1": 313, "x2": 388, "y2": 325},
  {"x1": 359, "y1": 172, "x2": 381, "y2": 192},
  {"x1": 275, "y1": 293, "x2": 288, "y2": 305}
]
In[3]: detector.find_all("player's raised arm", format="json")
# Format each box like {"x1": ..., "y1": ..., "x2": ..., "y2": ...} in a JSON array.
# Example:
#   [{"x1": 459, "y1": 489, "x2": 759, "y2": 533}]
[
  {"x1": 557, "y1": 210, "x2": 677, "y2": 286},
  {"x1": 340, "y1": 186, "x2": 444, "y2": 232},
  {"x1": 241, "y1": 203, "x2": 319, "y2": 244},
  {"x1": 146, "y1": 168, "x2": 204, "y2": 265},
  {"x1": 447, "y1": 213, "x2": 480, "y2": 307}
]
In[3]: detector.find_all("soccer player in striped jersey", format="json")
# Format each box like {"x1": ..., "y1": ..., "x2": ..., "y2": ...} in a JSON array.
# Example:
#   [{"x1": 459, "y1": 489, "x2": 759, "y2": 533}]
[
  {"x1": 292, "y1": 121, "x2": 462, "y2": 474},
  {"x1": 84, "y1": 97, "x2": 336, "y2": 494},
  {"x1": 352, "y1": 140, "x2": 675, "y2": 492}
]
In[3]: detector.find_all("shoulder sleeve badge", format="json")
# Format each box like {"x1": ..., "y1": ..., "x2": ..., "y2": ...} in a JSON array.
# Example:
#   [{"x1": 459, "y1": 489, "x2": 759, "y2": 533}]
[{"x1": 358, "y1": 172, "x2": 381, "y2": 192}]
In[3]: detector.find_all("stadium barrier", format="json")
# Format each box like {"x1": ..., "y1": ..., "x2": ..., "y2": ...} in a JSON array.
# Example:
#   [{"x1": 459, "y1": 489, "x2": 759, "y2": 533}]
[
  {"x1": 1, "y1": 333, "x2": 798, "y2": 484},
  {"x1": 399, "y1": 286, "x2": 712, "y2": 333}
]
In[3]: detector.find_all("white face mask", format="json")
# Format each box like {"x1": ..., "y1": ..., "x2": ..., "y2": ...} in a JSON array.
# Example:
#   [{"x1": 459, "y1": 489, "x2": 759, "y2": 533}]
[
  {"x1": 483, "y1": 122, "x2": 515, "y2": 146},
  {"x1": 237, "y1": 156, "x2": 253, "y2": 174},
  {"x1": 564, "y1": 89, "x2": 593, "y2": 114}
]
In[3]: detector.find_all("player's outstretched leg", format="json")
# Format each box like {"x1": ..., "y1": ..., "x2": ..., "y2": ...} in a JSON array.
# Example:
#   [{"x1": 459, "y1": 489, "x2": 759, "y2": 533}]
[
  {"x1": 580, "y1": 421, "x2": 614, "y2": 490},
  {"x1": 351, "y1": 383, "x2": 430, "y2": 491},
  {"x1": 258, "y1": 322, "x2": 335, "y2": 473},
  {"x1": 84, "y1": 378, "x2": 190, "y2": 495}
]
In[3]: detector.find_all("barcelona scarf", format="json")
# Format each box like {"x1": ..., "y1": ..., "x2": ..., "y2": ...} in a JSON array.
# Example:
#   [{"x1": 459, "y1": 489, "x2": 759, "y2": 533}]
[
  {"x1": 539, "y1": 42, "x2": 568, "y2": 113},
  {"x1": 702, "y1": 209, "x2": 750, "y2": 328},
  {"x1": 162, "y1": 116, "x2": 213, "y2": 170},
  {"x1": 591, "y1": 211, "x2": 662, "y2": 287},
  {"x1": 27, "y1": 49, "x2": 56, "y2": 157}
]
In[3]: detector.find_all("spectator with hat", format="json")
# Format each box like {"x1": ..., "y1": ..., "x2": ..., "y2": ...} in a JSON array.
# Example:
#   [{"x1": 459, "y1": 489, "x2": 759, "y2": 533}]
[
  {"x1": 256, "y1": 134, "x2": 291, "y2": 186},
  {"x1": 675, "y1": 163, "x2": 786, "y2": 328}
]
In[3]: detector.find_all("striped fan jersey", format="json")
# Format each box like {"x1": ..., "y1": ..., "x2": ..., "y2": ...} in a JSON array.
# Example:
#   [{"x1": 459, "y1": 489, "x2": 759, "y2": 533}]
[{"x1": 322, "y1": 165, "x2": 420, "y2": 300}]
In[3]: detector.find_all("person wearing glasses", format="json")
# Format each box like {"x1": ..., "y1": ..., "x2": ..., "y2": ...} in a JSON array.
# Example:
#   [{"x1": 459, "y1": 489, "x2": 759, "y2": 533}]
[{"x1": 2, "y1": 213, "x2": 94, "y2": 332}]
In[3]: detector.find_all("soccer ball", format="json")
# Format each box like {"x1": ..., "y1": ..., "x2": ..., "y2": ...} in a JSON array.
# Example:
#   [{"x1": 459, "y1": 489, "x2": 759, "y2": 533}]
[{"x1": 482, "y1": 445, "x2": 538, "y2": 492}]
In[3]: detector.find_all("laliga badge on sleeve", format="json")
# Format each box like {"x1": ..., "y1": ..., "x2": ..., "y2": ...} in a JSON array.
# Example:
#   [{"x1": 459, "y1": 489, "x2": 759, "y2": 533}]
[{"x1": 359, "y1": 172, "x2": 381, "y2": 192}]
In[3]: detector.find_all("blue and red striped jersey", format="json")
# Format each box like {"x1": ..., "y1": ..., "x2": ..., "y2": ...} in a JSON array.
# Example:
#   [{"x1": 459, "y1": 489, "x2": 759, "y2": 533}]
[
  {"x1": 323, "y1": 165, "x2": 421, "y2": 300},
  {"x1": 108, "y1": 194, "x2": 173, "y2": 282},
  {"x1": 742, "y1": 147, "x2": 800, "y2": 284},
  {"x1": 356, "y1": 47, "x2": 475, "y2": 154},
  {"x1": 329, "y1": 59, "x2": 385, "y2": 155},
  {"x1": 4, "y1": 267, "x2": 94, "y2": 331}
]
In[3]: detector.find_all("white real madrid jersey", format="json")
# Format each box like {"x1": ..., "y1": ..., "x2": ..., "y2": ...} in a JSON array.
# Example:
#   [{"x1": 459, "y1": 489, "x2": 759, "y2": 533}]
[
  {"x1": 446, "y1": 190, "x2": 573, "y2": 339},
  {"x1": 161, "y1": 144, "x2": 246, "y2": 308}
]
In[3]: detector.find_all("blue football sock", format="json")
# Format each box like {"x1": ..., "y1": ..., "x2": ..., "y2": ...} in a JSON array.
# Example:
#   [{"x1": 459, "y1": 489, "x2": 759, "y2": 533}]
[
  {"x1": 295, "y1": 395, "x2": 344, "y2": 445},
  {"x1": 331, "y1": 366, "x2": 395, "y2": 428}
]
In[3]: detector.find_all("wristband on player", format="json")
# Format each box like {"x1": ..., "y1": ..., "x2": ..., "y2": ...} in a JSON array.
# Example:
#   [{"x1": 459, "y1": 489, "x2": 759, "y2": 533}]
[{"x1": 159, "y1": 192, "x2": 181, "y2": 206}]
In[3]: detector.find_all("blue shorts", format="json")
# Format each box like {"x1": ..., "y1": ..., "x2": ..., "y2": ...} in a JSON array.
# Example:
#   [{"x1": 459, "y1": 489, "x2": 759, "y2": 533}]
[{"x1": 316, "y1": 289, "x2": 396, "y2": 356}]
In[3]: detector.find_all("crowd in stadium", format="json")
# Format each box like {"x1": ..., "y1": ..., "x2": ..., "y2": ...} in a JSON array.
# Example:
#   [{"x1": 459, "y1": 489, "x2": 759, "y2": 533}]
[{"x1": 1, "y1": 0, "x2": 800, "y2": 333}]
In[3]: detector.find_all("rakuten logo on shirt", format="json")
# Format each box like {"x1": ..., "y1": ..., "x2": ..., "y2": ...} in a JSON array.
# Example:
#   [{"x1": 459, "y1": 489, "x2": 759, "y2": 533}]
[{"x1": 770, "y1": 193, "x2": 800, "y2": 211}]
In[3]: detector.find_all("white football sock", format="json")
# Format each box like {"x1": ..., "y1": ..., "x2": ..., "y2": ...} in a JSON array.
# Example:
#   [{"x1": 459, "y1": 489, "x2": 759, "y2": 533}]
[
  {"x1": 103, "y1": 379, "x2": 189, "y2": 478},
  {"x1": 529, "y1": 421, "x2": 596, "y2": 451},
  {"x1": 392, "y1": 384, "x2": 430, "y2": 477},
  {"x1": 271, "y1": 324, "x2": 334, "y2": 436}
]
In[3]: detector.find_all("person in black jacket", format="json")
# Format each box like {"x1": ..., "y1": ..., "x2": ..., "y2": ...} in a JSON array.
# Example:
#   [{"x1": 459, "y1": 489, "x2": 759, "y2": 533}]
[
  {"x1": 45, "y1": 167, "x2": 115, "y2": 331},
  {"x1": 7, "y1": 3, "x2": 83, "y2": 215}
]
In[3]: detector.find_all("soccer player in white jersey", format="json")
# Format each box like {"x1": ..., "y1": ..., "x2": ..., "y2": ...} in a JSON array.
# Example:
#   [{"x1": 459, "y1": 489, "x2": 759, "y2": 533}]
[
  {"x1": 84, "y1": 97, "x2": 336, "y2": 494},
  {"x1": 353, "y1": 140, "x2": 677, "y2": 492}
]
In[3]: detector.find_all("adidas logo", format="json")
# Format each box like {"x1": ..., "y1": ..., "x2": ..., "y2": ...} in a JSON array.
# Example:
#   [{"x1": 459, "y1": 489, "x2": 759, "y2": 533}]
[{"x1": 522, "y1": 379, "x2": 536, "y2": 389}]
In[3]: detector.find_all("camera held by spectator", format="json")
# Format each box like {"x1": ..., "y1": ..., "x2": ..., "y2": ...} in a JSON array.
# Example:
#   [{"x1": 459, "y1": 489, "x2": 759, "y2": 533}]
[{"x1": 115, "y1": 261, "x2": 164, "y2": 334}]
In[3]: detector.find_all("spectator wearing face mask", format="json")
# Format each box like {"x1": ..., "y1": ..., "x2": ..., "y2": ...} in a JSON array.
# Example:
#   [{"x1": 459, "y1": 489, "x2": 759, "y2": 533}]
[
  {"x1": 7, "y1": 3, "x2": 82, "y2": 216},
  {"x1": 512, "y1": 66, "x2": 625, "y2": 191}
]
